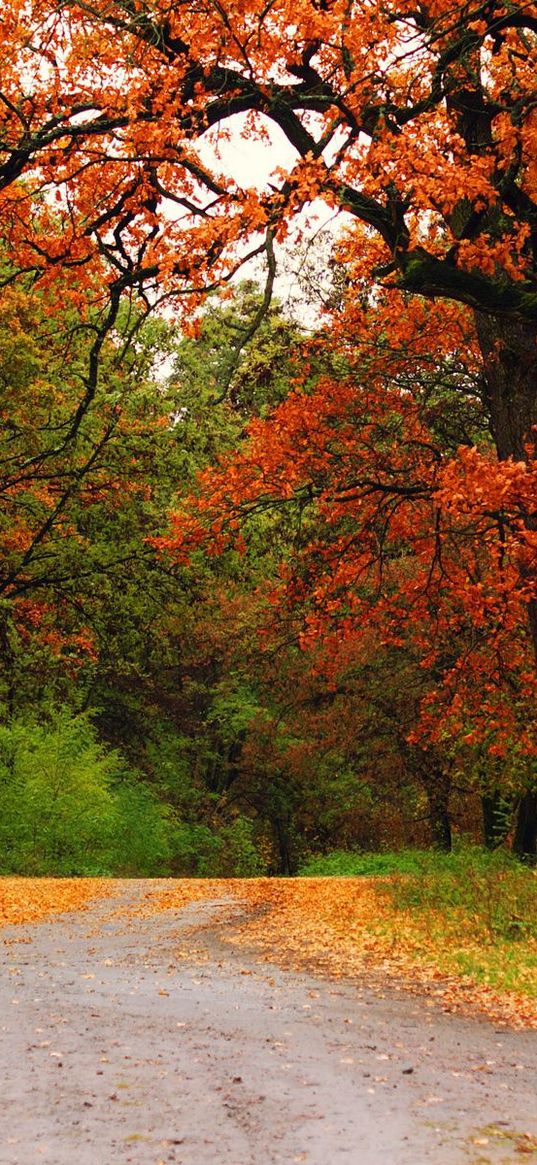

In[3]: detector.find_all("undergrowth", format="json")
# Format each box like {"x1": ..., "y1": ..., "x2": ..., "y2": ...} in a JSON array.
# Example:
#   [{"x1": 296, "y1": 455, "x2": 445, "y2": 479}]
[
  {"x1": 298, "y1": 849, "x2": 428, "y2": 877},
  {"x1": 299, "y1": 846, "x2": 537, "y2": 996}
]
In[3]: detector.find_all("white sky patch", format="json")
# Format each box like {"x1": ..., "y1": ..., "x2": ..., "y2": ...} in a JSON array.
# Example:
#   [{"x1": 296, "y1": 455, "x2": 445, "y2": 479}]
[
  {"x1": 195, "y1": 113, "x2": 351, "y2": 320},
  {"x1": 198, "y1": 116, "x2": 299, "y2": 190}
]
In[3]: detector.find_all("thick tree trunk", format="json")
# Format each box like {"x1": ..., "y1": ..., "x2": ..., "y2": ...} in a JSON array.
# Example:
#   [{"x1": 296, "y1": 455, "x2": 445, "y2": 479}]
[
  {"x1": 475, "y1": 313, "x2": 537, "y2": 859},
  {"x1": 475, "y1": 314, "x2": 537, "y2": 462}
]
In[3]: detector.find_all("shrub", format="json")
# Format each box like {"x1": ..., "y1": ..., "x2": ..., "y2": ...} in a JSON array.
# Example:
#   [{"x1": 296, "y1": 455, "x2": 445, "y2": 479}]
[
  {"x1": 0, "y1": 711, "x2": 175, "y2": 875},
  {"x1": 0, "y1": 711, "x2": 118, "y2": 874}
]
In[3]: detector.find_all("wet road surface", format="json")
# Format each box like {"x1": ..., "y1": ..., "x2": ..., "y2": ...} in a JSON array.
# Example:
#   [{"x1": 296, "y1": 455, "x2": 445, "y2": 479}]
[{"x1": 1, "y1": 881, "x2": 536, "y2": 1164}]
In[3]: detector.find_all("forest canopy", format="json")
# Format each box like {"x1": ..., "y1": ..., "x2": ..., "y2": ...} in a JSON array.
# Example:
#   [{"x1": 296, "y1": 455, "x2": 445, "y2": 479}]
[{"x1": 0, "y1": 0, "x2": 536, "y2": 872}]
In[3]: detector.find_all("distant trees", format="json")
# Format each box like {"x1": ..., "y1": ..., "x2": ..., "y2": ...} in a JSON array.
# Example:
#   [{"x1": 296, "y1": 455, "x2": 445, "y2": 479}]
[
  {"x1": 2, "y1": 0, "x2": 537, "y2": 871},
  {"x1": 163, "y1": 288, "x2": 537, "y2": 859}
]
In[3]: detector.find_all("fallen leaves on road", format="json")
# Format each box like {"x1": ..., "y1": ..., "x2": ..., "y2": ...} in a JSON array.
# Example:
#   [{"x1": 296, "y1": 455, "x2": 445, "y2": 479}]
[
  {"x1": 0, "y1": 877, "x2": 112, "y2": 929},
  {"x1": 147, "y1": 878, "x2": 537, "y2": 1029},
  {"x1": 2, "y1": 875, "x2": 536, "y2": 1029}
]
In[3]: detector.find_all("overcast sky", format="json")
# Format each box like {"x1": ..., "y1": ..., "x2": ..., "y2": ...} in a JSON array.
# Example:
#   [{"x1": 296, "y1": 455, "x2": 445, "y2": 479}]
[{"x1": 196, "y1": 114, "x2": 345, "y2": 319}]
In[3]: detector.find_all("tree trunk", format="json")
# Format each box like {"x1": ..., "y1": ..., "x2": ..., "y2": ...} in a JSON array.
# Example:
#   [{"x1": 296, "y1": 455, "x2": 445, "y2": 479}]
[
  {"x1": 482, "y1": 791, "x2": 512, "y2": 849},
  {"x1": 475, "y1": 313, "x2": 537, "y2": 858},
  {"x1": 475, "y1": 314, "x2": 537, "y2": 463},
  {"x1": 475, "y1": 312, "x2": 537, "y2": 664},
  {"x1": 273, "y1": 815, "x2": 294, "y2": 875},
  {"x1": 513, "y1": 792, "x2": 537, "y2": 864}
]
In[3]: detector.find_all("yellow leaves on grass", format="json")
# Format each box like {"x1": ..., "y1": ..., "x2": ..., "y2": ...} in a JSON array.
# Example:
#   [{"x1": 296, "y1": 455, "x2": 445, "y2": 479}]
[
  {"x1": 149, "y1": 877, "x2": 537, "y2": 1029},
  {"x1": 2, "y1": 876, "x2": 536, "y2": 1029}
]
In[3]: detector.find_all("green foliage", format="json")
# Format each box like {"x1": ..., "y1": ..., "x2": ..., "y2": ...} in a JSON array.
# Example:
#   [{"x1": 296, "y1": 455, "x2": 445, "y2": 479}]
[
  {"x1": 169, "y1": 822, "x2": 224, "y2": 876},
  {"x1": 206, "y1": 682, "x2": 268, "y2": 748},
  {"x1": 106, "y1": 781, "x2": 176, "y2": 877},
  {"x1": 171, "y1": 281, "x2": 304, "y2": 424},
  {"x1": 298, "y1": 849, "x2": 428, "y2": 877},
  {"x1": 167, "y1": 816, "x2": 266, "y2": 877},
  {"x1": 0, "y1": 712, "x2": 174, "y2": 875},
  {"x1": 391, "y1": 845, "x2": 537, "y2": 943},
  {"x1": 2, "y1": 272, "x2": 534, "y2": 875},
  {"x1": 0, "y1": 710, "x2": 268, "y2": 876},
  {"x1": 299, "y1": 846, "x2": 537, "y2": 994},
  {"x1": 218, "y1": 816, "x2": 266, "y2": 877},
  {"x1": 141, "y1": 729, "x2": 209, "y2": 819},
  {"x1": 299, "y1": 846, "x2": 537, "y2": 944},
  {"x1": 0, "y1": 711, "x2": 115, "y2": 874}
]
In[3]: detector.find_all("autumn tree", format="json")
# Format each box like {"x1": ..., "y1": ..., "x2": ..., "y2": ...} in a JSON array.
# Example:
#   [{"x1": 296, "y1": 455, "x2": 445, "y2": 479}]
[
  {"x1": 172, "y1": 281, "x2": 305, "y2": 420},
  {"x1": 1, "y1": 0, "x2": 536, "y2": 619},
  {"x1": 2, "y1": 0, "x2": 537, "y2": 860},
  {"x1": 0, "y1": 273, "x2": 314, "y2": 873},
  {"x1": 0, "y1": 270, "x2": 181, "y2": 712},
  {"x1": 158, "y1": 285, "x2": 537, "y2": 852},
  {"x1": 1, "y1": 8, "x2": 535, "y2": 397}
]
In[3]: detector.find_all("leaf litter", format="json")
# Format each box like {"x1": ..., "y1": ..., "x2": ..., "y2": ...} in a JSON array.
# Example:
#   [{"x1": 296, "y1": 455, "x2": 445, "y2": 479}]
[
  {"x1": 0, "y1": 876, "x2": 113, "y2": 930},
  {"x1": 1, "y1": 875, "x2": 536, "y2": 1029}
]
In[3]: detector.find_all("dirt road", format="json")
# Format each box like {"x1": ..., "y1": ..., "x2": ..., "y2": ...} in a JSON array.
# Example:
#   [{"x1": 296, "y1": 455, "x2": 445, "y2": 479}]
[{"x1": 1, "y1": 881, "x2": 536, "y2": 1164}]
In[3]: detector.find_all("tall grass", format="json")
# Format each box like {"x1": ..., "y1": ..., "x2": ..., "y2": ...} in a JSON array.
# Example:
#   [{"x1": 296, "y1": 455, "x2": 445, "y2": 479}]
[
  {"x1": 299, "y1": 846, "x2": 537, "y2": 994},
  {"x1": 389, "y1": 846, "x2": 537, "y2": 943}
]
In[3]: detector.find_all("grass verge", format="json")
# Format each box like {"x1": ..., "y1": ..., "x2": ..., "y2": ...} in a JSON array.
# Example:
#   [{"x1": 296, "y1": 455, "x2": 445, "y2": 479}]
[{"x1": 299, "y1": 847, "x2": 537, "y2": 1002}]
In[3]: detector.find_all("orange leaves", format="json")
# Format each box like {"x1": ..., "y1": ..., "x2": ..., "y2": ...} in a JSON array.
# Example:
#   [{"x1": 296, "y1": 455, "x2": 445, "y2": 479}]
[
  {"x1": 0, "y1": 0, "x2": 535, "y2": 365},
  {"x1": 156, "y1": 285, "x2": 536, "y2": 760},
  {"x1": 456, "y1": 227, "x2": 532, "y2": 282},
  {"x1": 139, "y1": 877, "x2": 537, "y2": 1028},
  {"x1": 2, "y1": 874, "x2": 535, "y2": 1028},
  {"x1": 1, "y1": 0, "x2": 535, "y2": 320},
  {"x1": 0, "y1": 877, "x2": 110, "y2": 928},
  {"x1": 436, "y1": 445, "x2": 537, "y2": 521},
  {"x1": 435, "y1": 446, "x2": 537, "y2": 613},
  {"x1": 1, "y1": 0, "x2": 536, "y2": 781}
]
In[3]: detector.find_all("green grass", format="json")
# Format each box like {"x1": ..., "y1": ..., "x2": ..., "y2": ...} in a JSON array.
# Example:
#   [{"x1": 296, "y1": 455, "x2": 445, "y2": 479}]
[
  {"x1": 389, "y1": 846, "x2": 537, "y2": 941},
  {"x1": 299, "y1": 845, "x2": 537, "y2": 997},
  {"x1": 298, "y1": 848, "x2": 429, "y2": 877}
]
